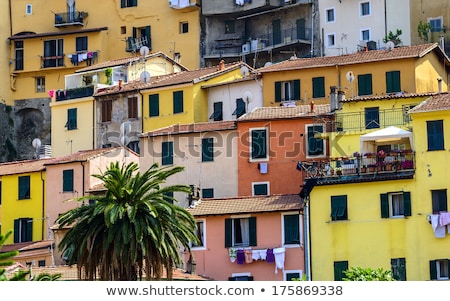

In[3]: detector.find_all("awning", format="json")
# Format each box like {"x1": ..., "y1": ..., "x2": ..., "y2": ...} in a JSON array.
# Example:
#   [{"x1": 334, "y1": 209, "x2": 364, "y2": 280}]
[{"x1": 360, "y1": 126, "x2": 414, "y2": 152}]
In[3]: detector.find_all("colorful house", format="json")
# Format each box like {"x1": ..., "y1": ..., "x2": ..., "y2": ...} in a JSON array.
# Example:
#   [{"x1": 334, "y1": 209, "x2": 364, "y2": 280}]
[{"x1": 186, "y1": 194, "x2": 304, "y2": 281}]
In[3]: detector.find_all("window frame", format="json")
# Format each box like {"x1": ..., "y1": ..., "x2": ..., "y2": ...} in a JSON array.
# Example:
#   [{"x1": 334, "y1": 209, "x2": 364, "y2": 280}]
[
  {"x1": 225, "y1": 20, "x2": 235, "y2": 34},
  {"x1": 192, "y1": 219, "x2": 206, "y2": 249},
  {"x1": 149, "y1": 94, "x2": 159, "y2": 117},
  {"x1": 306, "y1": 124, "x2": 326, "y2": 158},
  {"x1": 386, "y1": 71, "x2": 401, "y2": 93},
  {"x1": 18, "y1": 175, "x2": 31, "y2": 200},
  {"x1": 14, "y1": 41, "x2": 24, "y2": 71},
  {"x1": 312, "y1": 77, "x2": 325, "y2": 98},
  {"x1": 334, "y1": 261, "x2": 349, "y2": 281},
  {"x1": 428, "y1": 17, "x2": 443, "y2": 33},
  {"x1": 121, "y1": 0, "x2": 137, "y2": 8},
  {"x1": 173, "y1": 91, "x2": 184, "y2": 114},
  {"x1": 325, "y1": 8, "x2": 335, "y2": 23},
  {"x1": 128, "y1": 96, "x2": 138, "y2": 119},
  {"x1": 210, "y1": 102, "x2": 223, "y2": 121},
  {"x1": 75, "y1": 36, "x2": 88, "y2": 52},
  {"x1": 282, "y1": 212, "x2": 302, "y2": 246},
  {"x1": 252, "y1": 181, "x2": 270, "y2": 196},
  {"x1": 36, "y1": 77, "x2": 45, "y2": 93},
  {"x1": 360, "y1": 1, "x2": 371, "y2": 17},
  {"x1": 391, "y1": 258, "x2": 406, "y2": 281},
  {"x1": 365, "y1": 107, "x2": 379, "y2": 129},
  {"x1": 180, "y1": 21, "x2": 189, "y2": 34},
  {"x1": 380, "y1": 191, "x2": 411, "y2": 218},
  {"x1": 43, "y1": 38, "x2": 64, "y2": 68},
  {"x1": 432, "y1": 189, "x2": 447, "y2": 213},
  {"x1": 331, "y1": 195, "x2": 348, "y2": 221},
  {"x1": 430, "y1": 259, "x2": 449, "y2": 280},
  {"x1": 427, "y1": 120, "x2": 444, "y2": 151},
  {"x1": 202, "y1": 188, "x2": 214, "y2": 199},
  {"x1": 358, "y1": 73, "x2": 373, "y2": 96},
  {"x1": 326, "y1": 33, "x2": 336, "y2": 47},
  {"x1": 201, "y1": 137, "x2": 214, "y2": 162},
  {"x1": 26, "y1": 4, "x2": 32, "y2": 15},
  {"x1": 62, "y1": 169, "x2": 74, "y2": 192},
  {"x1": 161, "y1": 141, "x2": 174, "y2": 166},
  {"x1": 101, "y1": 100, "x2": 112, "y2": 122},
  {"x1": 14, "y1": 218, "x2": 33, "y2": 243},
  {"x1": 232, "y1": 98, "x2": 246, "y2": 118},
  {"x1": 225, "y1": 216, "x2": 257, "y2": 248},
  {"x1": 275, "y1": 79, "x2": 300, "y2": 102},
  {"x1": 361, "y1": 28, "x2": 371, "y2": 41},
  {"x1": 249, "y1": 127, "x2": 269, "y2": 162}
]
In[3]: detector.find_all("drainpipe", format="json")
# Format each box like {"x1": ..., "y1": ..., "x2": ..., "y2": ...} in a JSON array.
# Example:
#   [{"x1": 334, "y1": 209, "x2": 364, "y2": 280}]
[
  {"x1": 139, "y1": 90, "x2": 145, "y2": 135},
  {"x1": 80, "y1": 161, "x2": 85, "y2": 204},
  {"x1": 41, "y1": 170, "x2": 45, "y2": 240},
  {"x1": 304, "y1": 196, "x2": 312, "y2": 281},
  {"x1": 8, "y1": 0, "x2": 12, "y2": 37},
  {"x1": 311, "y1": 2, "x2": 314, "y2": 57}
]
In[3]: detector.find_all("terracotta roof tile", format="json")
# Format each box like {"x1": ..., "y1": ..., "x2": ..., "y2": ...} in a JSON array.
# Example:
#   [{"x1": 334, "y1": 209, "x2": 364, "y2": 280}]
[
  {"x1": 140, "y1": 120, "x2": 237, "y2": 137},
  {"x1": 257, "y1": 43, "x2": 446, "y2": 73},
  {"x1": 237, "y1": 104, "x2": 331, "y2": 121},
  {"x1": 17, "y1": 240, "x2": 54, "y2": 251},
  {"x1": 409, "y1": 92, "x2": 450, "y2": 113},
  {"x1": 0, "y1": 158, "x2": 53, "y2": 176},
  {"x1": 186, "y1": 194, "x2": 302, "y2": 216},
  {"x1": 44, "y1": 146, "x2": 131, "y2": 165},
  {"x1": 342, "y1": 92, "x2": 438, "y2": 102}
]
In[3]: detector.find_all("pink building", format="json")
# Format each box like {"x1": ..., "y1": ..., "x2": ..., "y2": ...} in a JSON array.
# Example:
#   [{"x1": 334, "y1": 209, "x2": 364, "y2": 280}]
[{"x1": 185, "y1": 194, "x2": 304, "y2": 281}]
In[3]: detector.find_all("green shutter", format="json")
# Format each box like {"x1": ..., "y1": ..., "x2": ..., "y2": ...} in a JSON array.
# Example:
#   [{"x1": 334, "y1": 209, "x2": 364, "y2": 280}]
[
  {"x1": 162, "y1": 142, "x2": 173, "y2": 165},
  {"x1": 403, "y1": 192, "x2": 411, "y2": 216},
  {"x1": 358, "y1": 74, "x2": 373, "y2": 96},
  {"x1": 121, "y1": 0, "x2": 126, "y2": 8},
  {"x1": 63, "y1": 169, "x2": 74, "y2": 192},
  {"x1": 14, "y1": 219, "x2": 19, "y2": 243},
  {"x1": 293, "y1": 79, "x2": 300, "y2": 100},
  {"x1": 380, "y1": 193, "x2": 389, "y2": 218},
  {"x1": 334, "y1": 261, "x2": 348, "y2": 281},
  {"x1": 272, "y1": 19, "x2": 281, "y2": 45},
  {"x1": 149, "y1": 94, "x2": 159, "y2": 117},
  {"x1": 173, "y1": 91, "x2": 183, "y2": 114},
  {"x1": 67, "y1": 108, "x2": 77, "y2": 130},
  {"x1": 251, "y1": 129, "x2": 267, "y2": 159},
  {"x1": 284, "y1": 214, "x2": 299, "y2": 244},
  {"x1": 296, "y1": 18, "x2": 306, "y2": 40},
  {"x1": 249, "y1": 217, "x2": 257, "y2": 246},
  {"x1": 202, "y1": 138, "x2": 213, "y2": 162},
  {"x1": 225, "y1": 218, "x2": 232, "y2": 247},
  {"x1": 145, "y1": 26, "x2": 151, "y2": 49},
  {"x1": 386, "y1": 71, "x2": 401, "y2": 93},
  {"x1": 430, "y1": 260, "x2": 437, "y2": 280},
  {"x1": 275, "y1": 81, "x2": 282, "y2": 102},
  {"x1": 312, "y1": 77, "x2": 325, "y2": 98},
  {"x1": 26, "y1": 219, "x2": 32, "y2": 242}
]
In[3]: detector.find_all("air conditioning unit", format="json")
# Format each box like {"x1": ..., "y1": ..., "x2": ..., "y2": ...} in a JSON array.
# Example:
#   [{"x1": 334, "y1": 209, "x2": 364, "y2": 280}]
[{"x1": 242, "y1": 43, "x2": 250, "y2": 54}]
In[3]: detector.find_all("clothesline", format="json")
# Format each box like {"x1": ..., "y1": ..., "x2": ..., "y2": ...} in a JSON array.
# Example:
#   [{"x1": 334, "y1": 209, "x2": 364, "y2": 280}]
[{"x1": 228, "y1": 246, "x2": 286, "y2": 274}]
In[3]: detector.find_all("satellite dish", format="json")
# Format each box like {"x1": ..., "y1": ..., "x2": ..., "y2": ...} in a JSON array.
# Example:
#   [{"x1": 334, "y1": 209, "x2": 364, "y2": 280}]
[
  {"x1": 140, "y1": 46, "x2": 149, "y2": 56},
  {"x1": 243, "y1": 91, "x2": 253, "y2": 103},
  {"x1": 240, "y1": 65, "x2": 249, "y2": 77},
  {"x1": 264, "y1": 62, "x2": 272, "y2": 67},
  {"x1": 32, "y1": 138, "x2": 41, "y2": 149},
  {"x1": 346, "y1": 71, "x2": 355, "y2": 83},
  {"x1": 386, "y1": 41, "x2": 395, "y2": 51},
  {"x1": 140, "y1": 71, "x2": 151, "y2": 83}
]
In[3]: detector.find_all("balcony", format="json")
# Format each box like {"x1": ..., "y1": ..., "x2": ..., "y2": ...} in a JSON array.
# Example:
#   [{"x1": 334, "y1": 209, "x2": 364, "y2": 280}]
[
  {"x1": 169, "y1": 0, "x2": 199, "y2": 11},
  {"x1": 204, "y1": 26, "x2": 311, "y2": 58},
  {"x1": 54, "y1": 11, "x2": 87, "y2": 27},
  {"x1": 55, "y1": 85, "x2": 95, "y2": 101}
]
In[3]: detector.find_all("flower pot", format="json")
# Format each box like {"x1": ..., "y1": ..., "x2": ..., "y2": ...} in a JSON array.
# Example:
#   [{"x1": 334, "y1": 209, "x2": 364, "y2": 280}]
[{"x1": 385, "y1": 163, "x2": 393, "y2": 171}]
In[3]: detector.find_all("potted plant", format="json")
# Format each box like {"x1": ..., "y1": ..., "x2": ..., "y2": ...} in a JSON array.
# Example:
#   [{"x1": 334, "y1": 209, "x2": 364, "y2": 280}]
[
  {"x1": 361, "y1": 165, "x2": 367, "y2": 173},
  {"x1": 367, "y1": 164, "x2": 377, "y2": 172},
  {"x1": 401, "y1": 160, "x2": 414, "y2": 169},
  {"x1": 377, "y1": 149, "x2": 386, "y2": 159},
  {"x1": 376, "y1": 161, "x2": 385, "y2": 171},
  {"x1": 104, "y1": 67, "x2": 112, "y2": 85},
  {"x1": 335, "y1": 167, "x2": 343, "y2": 176}
]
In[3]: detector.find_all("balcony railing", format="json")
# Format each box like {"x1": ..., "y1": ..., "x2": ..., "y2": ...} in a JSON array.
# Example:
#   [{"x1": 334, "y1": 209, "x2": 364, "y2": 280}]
[
  {"x1": 54, "y1": 11, "x2": 87, "y2": 27},
  {"x1": 333, "y1": 108, "x2": 411, "y2": 132},
  {"x1": 55, "y1": 85, "x2": 95, "y2": 101}
]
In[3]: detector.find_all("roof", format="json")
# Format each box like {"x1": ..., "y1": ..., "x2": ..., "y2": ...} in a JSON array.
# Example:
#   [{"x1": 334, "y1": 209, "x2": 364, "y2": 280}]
[
  {"x1": 17, "y1": 240, "x2": 54, "y2": 252},
  {"x1": 257, "y1": 43, "x2": 449, "y2": 73},
  {"x1": 76, "y1": 51, "x2": 188, "y2": 73},
  {"x1": 8, "y1": 27, "x2": 108, "y2": 40},
  {"x1": 342, "y1": 92, "x2": 438, "y2": 103},
  {"x1": 44, "y1": 146, "x2": 133, "y2": 165},
  {"x1": 94, "y1": 61, "x2": 248, "y2": 97},
  {"x1": 409, "y1": 92, "x2": 450, "y2": 113},
  {"x1": 237, "y1": 104, "x2": 331, "y2": 121},
  {"x1": 201, "y1": 73, "x2": 261, "y2": 89},
  {"x1": 186, "y1": 194, "x2": 302, "y2": 216},
  {"x1": 0, "y1": 158, "x2": 53, "y2": 176},
  {"x1": 140, "y1": 121, "x2": 237, "y2": 138}
]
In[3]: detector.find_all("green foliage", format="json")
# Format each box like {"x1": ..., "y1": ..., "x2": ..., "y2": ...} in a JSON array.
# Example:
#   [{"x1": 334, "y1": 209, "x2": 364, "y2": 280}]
[
  {"x1": 104, "y1": 68, "x2": 113, "y2": 85},
  {"x1": 383, "y1": 29, "x2": 402, "y2": 46},
  {"x1": 32, "y1": 272, "x2": 62, "y2": 281},
  {"x1": 0, "y1": 230, "x2": 29, "y2": 281},
  {"x1": 418, "y1": 20, "x2": 432, "y2": 42},
  {"x1": 343, "y1": 266, "x2": 395, "y2": 281}
]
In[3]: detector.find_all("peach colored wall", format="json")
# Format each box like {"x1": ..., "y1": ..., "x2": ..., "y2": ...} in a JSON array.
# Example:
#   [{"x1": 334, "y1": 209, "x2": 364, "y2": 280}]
[
  {"x1": 188, "y1": 212, "x2": 304, "y2": 281},
  {"x1": 237, "y1": 119, "x2": 314, "y2": 197}
]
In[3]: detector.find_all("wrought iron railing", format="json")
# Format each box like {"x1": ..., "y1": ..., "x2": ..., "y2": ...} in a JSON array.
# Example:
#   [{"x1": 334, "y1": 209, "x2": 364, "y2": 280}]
[{"x1": 54, "y1": 11, "x2": 87, "y2": 27}]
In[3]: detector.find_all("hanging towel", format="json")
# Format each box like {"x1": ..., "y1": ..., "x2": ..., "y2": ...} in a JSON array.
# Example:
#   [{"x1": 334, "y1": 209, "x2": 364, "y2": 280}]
[
  {"x1": 266, "y1": 248, "x2": 275, "y2": 263},
  {"x1": 431, "y1": 214, "x2": 440, "y2": 231},
  {"x1": 251, "y1": 249, "x2": 260, "y2": 261},
  {"x1": 228, "y1": 248, "x2": 237, "y2": 263},
  {"x1": 236, "y1": 249, "x2": 245, "y2": 265},
  {"x1": 244, "y1": 249, "x2": 253, "y2": 263},
  {"x1": 440, "y1": 212, "x2": 450, "y2": 226},
  {"x1": 259, "y1": 249, "x2": 267, "y2": 261},
  {"x1": 273, "y1": 247, "x2": 286, "y2": 274},
  {"x1": 435, "y1": 225, "x2": 446, "y2": 238}
]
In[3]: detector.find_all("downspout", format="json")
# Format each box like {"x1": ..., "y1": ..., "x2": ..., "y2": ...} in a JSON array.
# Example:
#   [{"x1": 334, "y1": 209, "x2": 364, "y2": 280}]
[
  {"x1": 304, "y1": 196, "x2": 311, "y2": 281},
  {"x1": 384, "y1": 0, "x2": 387, "y2": 38},
  {"x1": 8, "y1": 0, "x2": 12, "y2": 37},
  {"x1": 92, "y1": 98, "x2": 95, "y2": 149},
  {"x1": 41, "y1": 170, "x2": 45, "y2": 240},
  {"x1": 311, "y1": 2, "x2": 314, "y2": 57},
  {"x1": 80, "y1": 161, "x2": 85, "y2": 204},
  {"x1": 139, "y1": 90, "x2": 145, "y2": 135}
]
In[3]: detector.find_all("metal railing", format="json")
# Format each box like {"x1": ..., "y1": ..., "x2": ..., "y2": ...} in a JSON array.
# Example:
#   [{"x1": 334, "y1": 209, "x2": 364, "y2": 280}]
[
  {"x1": 54, "y1": 11, "x2": 86, "y2": 27},
  {"x1": 55, "y1": 85, "x2": 95, "y2": 101}
]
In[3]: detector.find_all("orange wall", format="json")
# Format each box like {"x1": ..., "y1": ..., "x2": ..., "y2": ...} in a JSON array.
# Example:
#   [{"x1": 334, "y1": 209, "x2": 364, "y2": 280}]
[
  {"x1": 189, "y1": 212, "x2": 304, "y2": 281},
  {"x1": 237, "y1": 119, "x2": 313, "y2": 197}
]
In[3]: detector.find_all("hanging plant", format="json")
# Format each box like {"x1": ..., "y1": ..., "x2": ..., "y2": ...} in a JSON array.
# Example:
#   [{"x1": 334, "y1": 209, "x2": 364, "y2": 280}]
[{"x1": 104, "y1": 68, "x2": 112, "y2": 85}]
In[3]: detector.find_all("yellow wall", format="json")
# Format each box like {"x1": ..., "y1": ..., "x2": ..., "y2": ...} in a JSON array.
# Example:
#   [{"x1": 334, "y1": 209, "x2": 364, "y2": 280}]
[
  {"x1": 50, "y1": 97, "x2": 94, "y2": 157},
  {"x1": 415, "y1": 55, "x2": 449, "y2": 93},
  {"x1": 1, "y1": 172, "x2": 46, "y2": 244},
  {"x1": 0, "y1": 0, "x2": 11, "y2": 105}
]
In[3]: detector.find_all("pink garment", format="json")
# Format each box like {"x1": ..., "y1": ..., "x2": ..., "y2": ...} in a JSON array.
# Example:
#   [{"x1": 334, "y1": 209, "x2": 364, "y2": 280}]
[
  {"x1": 440, "y1": 212, "x2": 450, "y2": 226},
  {"x1": 244, "y1": 250, "x2": 253, "y2": 263}
]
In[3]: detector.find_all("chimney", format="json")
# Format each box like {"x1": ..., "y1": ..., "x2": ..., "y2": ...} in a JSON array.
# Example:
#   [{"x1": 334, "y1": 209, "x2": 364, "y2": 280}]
[
  {"x1": 218, "y1": 60, "x2": 225, "y2": 70},
  {"x1": 337, "y1": 90, "x2": 345, "y2": 110},
  {"x1": 330, "y1": 86, "x2": 338, "y2": 111},
  {"x1": 310, "y1": 101, "x2": 314, "y2": 113},
  {"x1": 437, "y1": 77, "x2": 443, "y2": 92}
]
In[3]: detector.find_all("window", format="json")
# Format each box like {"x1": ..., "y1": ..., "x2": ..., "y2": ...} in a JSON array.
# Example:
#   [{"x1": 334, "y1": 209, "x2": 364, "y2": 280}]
[
  {"x1": 358, "y1": 74, "x2": 372, "y2": 96},
  {"x1": 202, "y1": 188, "x2": 214, "y2": 198},
  {"x1": 427, "y1": 120, "x2": 444, "y2": 151},
  {"x1": 380, "y1": 192, "x2": 411, "y2": 218},
  {"x1": 43, "y1": 39, "x2": 64, "y2": 68},
  {"x1": 306, "y1": 124, "x2": 325, "y2": 157},
  {"x1": 149, "y1": 94, "x2": 159, "y2": 117},
  {"x1": 326, "y1": 8, "x2": 335, "y2": 22},
  {"x1": 121, "y1": 26, "x2": 126, "y2": 34},
  {"x1": 334, "y1": 261, "x2": 348, "y2": 281},
  {"x1": 210, "y1": 102, "x2": 223, "y2": 121},
  {"x1": 285, "y1": 271, "x2": 303, "y2": 281},
  {"x1": 386, "y1": 71, "x2": 401, "y2": 93},
  {"x1": 360, "y1": 2, "x2": 370, "y2": 16},
  {"x1": 63, "y1": 169, "x2": 74, "y2": 192},
  {"x1": 26, "y1": 4, "x2": 32, "y2": 14},
  {"x1": 127, "y1": 141, "x2": 140, "y2": 154},
  {"x1": 229, "y1": 273, "x2": 254, "y2": 281},
  {"x1": 232, "y1": 98, "x2": 246, "y2": 118},
  {"x1": 102, "y1": 100, "x2": 112, "y2": 122},
  {"x1": 162, "y1": 141, "x2": 173, "y2": 165},
  {"x1": 225, "y1": 20, "x2": 235, "y2": 34},
  {"x1": 430, "y1": 259, "x2": 449, "y2": 280},
  {"x1": 365, "y1": 107, "x2": 379, "y2": 129},
  {"x1": 361, "y1": 29, "x2": 370, "y2": 41},
  {"x1": 193, "y1": 220, "x2": 205, "y2": 247},
  {"x1": 312, "y1": 77, "x2": 325, "y2": 98},
  {"x1": 391, "y1": 258, "x2": 406, "y2": 281},
  {"x1": 429, "y1": 17, "x2": 443, "y2": 32},
  {"x1": 225, "y1": 216, "x2": 257, "y2": 247},
  {"x1": 202, "y1": 137, "x2": 214, "y2": 162},
  {"x1": 252, "y1": 182, "x2": 269, "y2": 196},
  {"x1": 283, "y1": 213, "x2": 300, "y2": 245},
  {"x1": 331, "y1": 195, "x2": 348, "y2": 221},
  {"x1": 327, "y1": 33, "x2": 336, "y2": 47},
  {"x1": 402, "y1": 104, "x2": 415, "y2": 123},
  {"x1": 38, "y1": 260, "x2": 46, "y2": 267},
  {"x1": 121, "y1": 0, "x2": 137, "y2": 8},
  {"x1": 126, "y1": 25, "x2": 151, "y2": 52},
  {"x1": 15, "y1": 41, "x2": 24, "y2": 71},
  {"x1": 432, "y1": 190, "x2": 447, "y2": 213},
  {"x1": 180, "y1": 22, "x2": 188, "y2": 34},
  {"x1": 163, "y1": 192, "x2": 174, "y2": 204},
  {"x1": 14, "y1": 218, "x2": 32, "y2": 243},
  {"x1": 173, "y1": 91, "x2": 183, "y2": 114},
  {"x1": 250, "y1": 128, "x2": 268, "y2": 161},
  {"x1": 76, "y1": 36, "x2": 88, "y2": 52},
  {"x1": 275, "y1": 80, "x2": 300, "y2": 102},
  {"x1": 128, "y1": 97, "x2": 138, "y2": 119},
  {"x1": 36, "y1": 77, "x2": 45, "y2": 93},
  {"x1": 18, "y1": 176, "x2": 30, "y2": 200}
]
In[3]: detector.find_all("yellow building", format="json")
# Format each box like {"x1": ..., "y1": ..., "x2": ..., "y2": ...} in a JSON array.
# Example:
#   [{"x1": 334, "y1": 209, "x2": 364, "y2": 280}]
[
  {"x1": 257, "y1": 43, "x2": 449, "y2": 108},
  {"x1": 0, "y1": 159, "x2": 52, "y2": 245},
  {"x1": 140, "y1": 61, "x2": 249, "y2": 132}
]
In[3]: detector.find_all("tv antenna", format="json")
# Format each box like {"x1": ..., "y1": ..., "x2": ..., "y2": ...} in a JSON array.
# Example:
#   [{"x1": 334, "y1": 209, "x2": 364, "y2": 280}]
[{"x1": 32, "y1": 138, "x2": 41, "y2": 159}]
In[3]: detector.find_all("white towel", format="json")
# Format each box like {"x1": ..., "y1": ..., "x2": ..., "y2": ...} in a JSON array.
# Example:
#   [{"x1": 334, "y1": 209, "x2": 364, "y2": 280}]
[{"x1": 273, "y1": 247, "x2": 286, "y2": 274}]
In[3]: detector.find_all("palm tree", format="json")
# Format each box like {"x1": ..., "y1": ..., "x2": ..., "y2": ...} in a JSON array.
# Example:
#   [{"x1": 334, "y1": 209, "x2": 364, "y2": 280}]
[
  {"x1": 56, "y1": 161, "x2": 199, "y2": 280},
  {"x1": 0, "y1": 230, "x2": 30, "y2": 281}
]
